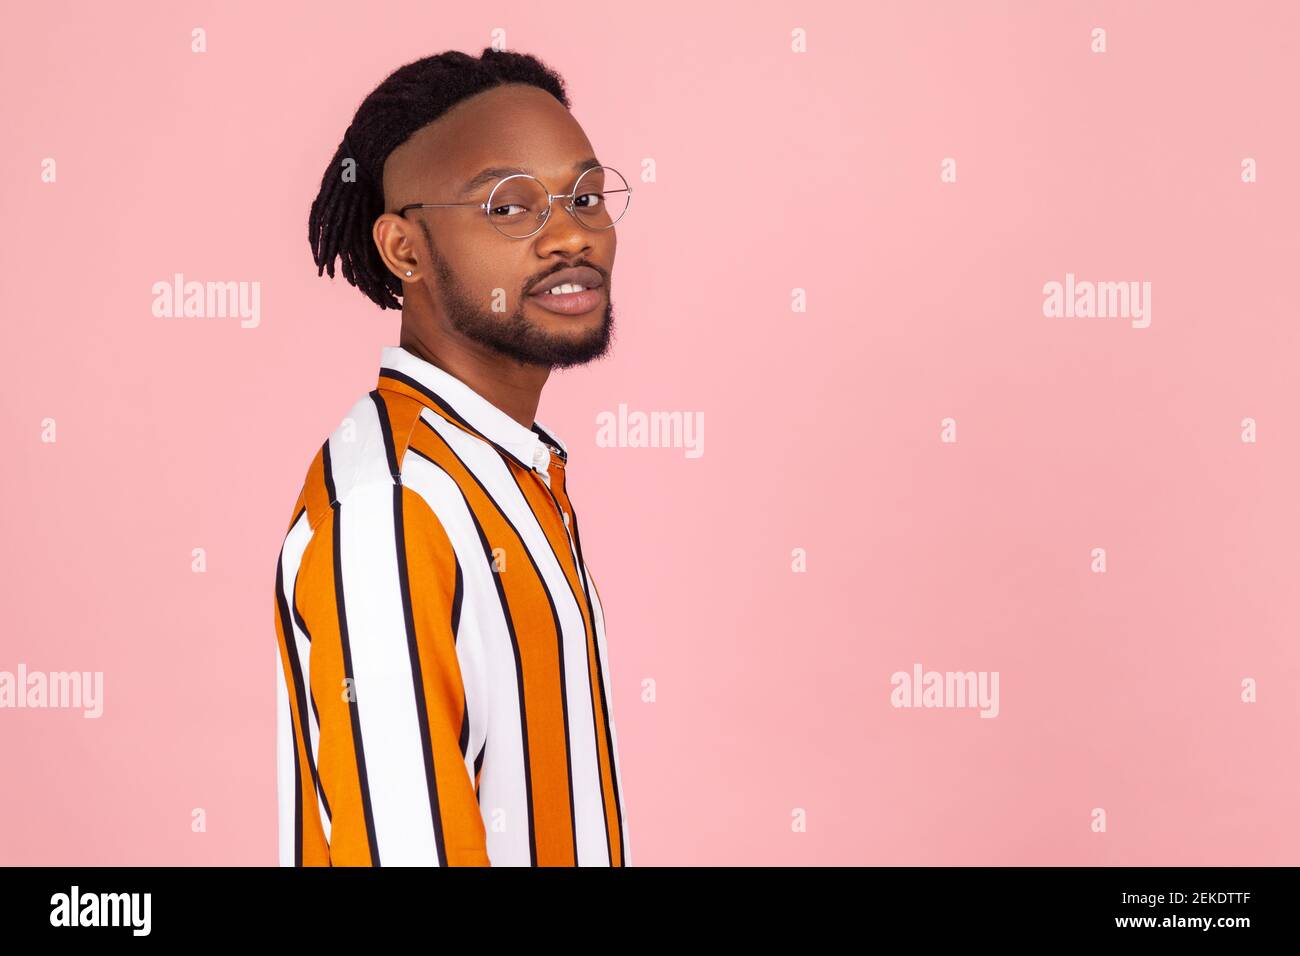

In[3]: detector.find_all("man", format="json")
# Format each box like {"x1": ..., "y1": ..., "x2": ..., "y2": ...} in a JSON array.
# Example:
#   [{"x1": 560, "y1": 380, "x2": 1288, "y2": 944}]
[{"x1": 273, "y1": 49, "x2": 631, "y2": 866}]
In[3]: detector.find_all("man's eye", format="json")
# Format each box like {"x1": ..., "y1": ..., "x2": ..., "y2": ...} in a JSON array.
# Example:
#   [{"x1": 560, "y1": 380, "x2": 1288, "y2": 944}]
[{"x1": 575, "y1": 192, "x2": 604, "y2": 209}]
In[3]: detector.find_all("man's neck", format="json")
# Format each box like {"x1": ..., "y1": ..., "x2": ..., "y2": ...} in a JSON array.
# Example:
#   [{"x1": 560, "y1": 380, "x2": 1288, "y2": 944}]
[{"x1": 398, "y1": 325, "x2": 549, "y2": 431}]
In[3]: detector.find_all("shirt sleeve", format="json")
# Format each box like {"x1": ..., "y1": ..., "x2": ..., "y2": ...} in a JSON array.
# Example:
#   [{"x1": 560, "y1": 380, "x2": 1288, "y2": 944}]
[{"x1": 293, "y1": 480, "x2": 490, "y2": 866}]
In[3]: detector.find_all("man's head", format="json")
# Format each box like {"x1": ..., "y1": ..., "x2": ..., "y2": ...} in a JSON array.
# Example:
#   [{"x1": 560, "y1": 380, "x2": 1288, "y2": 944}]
[{"x1": 308, "y1": 50, "x2": 619, "y2": 370}]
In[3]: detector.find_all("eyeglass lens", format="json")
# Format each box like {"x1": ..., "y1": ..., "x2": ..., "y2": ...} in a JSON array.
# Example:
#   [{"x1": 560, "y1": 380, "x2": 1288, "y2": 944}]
[{"x1": 487, "y1": 166, "x2": 630, "y2": 238}]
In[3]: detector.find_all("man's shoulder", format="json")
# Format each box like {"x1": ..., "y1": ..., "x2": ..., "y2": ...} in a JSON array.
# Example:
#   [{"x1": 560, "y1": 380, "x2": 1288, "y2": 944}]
[{"x1": 281, "y1": 386, "x2": 433, "y2": 536}]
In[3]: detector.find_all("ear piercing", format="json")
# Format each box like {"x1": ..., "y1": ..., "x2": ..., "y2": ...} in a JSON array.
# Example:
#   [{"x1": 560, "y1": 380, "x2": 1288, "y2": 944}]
[{"x1": 405, "y1": 270, "x2": 413, "y2": 276}]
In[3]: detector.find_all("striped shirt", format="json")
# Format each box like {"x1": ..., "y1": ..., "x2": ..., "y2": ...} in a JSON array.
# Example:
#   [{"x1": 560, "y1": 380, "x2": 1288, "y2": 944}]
[{"x1": 273, "y1": 344, "x2": 629, "y2": 866}]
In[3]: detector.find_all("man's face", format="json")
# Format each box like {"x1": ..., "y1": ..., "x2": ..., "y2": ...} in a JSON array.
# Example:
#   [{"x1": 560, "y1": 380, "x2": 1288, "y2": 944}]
[{"x1": 380, "y1": 84, "x2": 618, "y2": 370}]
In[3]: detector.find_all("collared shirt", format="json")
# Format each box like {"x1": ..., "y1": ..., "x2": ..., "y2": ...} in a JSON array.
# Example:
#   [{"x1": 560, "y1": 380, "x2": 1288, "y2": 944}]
[{"x1": 273, "y1": 344, "x2": 629, "y2": 866}]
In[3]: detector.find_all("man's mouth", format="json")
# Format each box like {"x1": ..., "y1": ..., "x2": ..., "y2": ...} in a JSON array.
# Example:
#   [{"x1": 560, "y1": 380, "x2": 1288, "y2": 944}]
[
  {"x1": 528, "y1": 283, "x2": 605, "y2": 316},
  {"x1": 526, "y1": 264, "x2": 605, "y2": 316}
]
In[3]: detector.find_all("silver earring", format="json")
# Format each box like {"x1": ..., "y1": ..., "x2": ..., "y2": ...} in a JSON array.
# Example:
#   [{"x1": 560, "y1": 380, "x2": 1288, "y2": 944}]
[{"x1": 405, "y1": 270, "x2": 413, "y2": 276}]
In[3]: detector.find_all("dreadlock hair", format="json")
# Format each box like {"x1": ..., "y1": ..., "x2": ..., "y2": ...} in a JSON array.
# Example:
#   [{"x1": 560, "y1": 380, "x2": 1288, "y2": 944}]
[{"x1": 308, "y1": 49, "x2": 572, "y2": 310}]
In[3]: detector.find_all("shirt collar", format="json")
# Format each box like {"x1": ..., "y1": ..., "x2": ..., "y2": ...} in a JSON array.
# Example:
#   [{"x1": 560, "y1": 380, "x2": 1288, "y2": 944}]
[{"x1": 376, "y1": 345, "x2": 568, "y2": 475}]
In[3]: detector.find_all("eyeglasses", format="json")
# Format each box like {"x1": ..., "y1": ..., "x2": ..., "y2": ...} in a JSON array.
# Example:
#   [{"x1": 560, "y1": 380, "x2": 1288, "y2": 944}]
[{"x1": 398, "y1": 165, "x2": 632, "y2": 239}]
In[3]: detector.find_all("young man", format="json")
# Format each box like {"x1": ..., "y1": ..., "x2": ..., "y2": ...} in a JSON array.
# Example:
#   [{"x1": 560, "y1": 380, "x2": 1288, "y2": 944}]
[{"x1": 273, "y1": 49, "x2": 631, "y2": 867}]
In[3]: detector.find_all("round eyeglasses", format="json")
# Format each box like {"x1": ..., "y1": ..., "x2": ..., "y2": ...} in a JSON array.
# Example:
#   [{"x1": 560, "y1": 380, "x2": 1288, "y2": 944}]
[{"x1": 398, "y1": 165, "x2": 632, "y2": 239}]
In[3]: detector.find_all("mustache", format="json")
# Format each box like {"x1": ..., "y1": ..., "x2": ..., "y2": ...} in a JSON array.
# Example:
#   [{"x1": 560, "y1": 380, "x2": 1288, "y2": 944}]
[{"x1": 526, "y1": 262, "x2": 607, "y2": 291}]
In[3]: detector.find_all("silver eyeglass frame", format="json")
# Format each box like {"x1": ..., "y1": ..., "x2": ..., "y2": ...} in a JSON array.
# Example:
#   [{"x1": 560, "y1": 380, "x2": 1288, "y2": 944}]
[{"x1": 397, "y1": 166, "x2": 632, "y2": 239}]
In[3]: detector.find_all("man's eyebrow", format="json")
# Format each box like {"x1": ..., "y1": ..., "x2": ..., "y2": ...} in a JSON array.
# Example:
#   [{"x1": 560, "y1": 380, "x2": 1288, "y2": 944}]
[{"x1": 457, "y1": 158, "x2": 603, "y2": 197}]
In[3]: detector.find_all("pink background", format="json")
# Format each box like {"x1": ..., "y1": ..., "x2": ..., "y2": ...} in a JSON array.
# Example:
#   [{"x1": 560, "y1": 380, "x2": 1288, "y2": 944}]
[{"x1": 2, "y1": 1, "x2": 1297, "y2": 865}]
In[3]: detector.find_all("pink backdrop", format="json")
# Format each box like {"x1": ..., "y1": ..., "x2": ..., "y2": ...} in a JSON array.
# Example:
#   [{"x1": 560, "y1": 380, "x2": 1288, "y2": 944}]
[{"x1": 1, "y1": 1, "x2": 1297, "y2": 865}]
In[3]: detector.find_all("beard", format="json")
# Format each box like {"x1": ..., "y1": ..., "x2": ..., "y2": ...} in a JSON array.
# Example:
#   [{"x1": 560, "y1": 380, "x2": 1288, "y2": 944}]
[{"x1": 424, "y1": 230, "x2": 616, "y2": 371}]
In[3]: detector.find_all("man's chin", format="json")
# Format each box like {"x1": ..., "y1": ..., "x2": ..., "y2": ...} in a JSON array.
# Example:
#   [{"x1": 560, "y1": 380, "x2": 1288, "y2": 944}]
[
  {"x1": 536, "y1": 327, "x2": 615, "y2": 369},
  {"x1": 447, "y1": 302, "x2": 614, "y2": 369}
]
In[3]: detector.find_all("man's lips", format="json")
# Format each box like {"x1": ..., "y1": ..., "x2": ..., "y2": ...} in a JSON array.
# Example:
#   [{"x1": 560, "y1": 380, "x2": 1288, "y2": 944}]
[{"x1": 527, "y1": 285, "x2": 604, "y2": 316}]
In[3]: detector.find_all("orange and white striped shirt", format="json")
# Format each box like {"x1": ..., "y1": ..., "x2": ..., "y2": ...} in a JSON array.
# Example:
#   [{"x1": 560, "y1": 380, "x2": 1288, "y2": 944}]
[{"x1": 273, "y1": 344, "x2": 629, "y2": 866}]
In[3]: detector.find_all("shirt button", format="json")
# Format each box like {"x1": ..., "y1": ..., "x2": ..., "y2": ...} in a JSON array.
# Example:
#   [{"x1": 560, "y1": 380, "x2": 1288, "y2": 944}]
[{"x1": 532, "y1": 446, "x2": 549, "y2": 469}]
